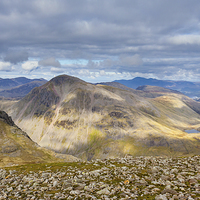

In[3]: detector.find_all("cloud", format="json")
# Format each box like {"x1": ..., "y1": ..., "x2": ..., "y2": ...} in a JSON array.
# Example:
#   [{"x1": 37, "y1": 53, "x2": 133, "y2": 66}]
[
  {"x1": 119, "y1": 54, "x2": 143, "y2": 66},
  {"x1": 22, "y1": 61, "x2": 39, "y2": 71},
  {"x1": 87, "y1": 60, "x2": 99, "y2": 69},
  {"x1": 50, "y1": 67, "x2": 64, "y2": 73},
  {"x1": 99, "y1": 70, "x2": 106, "y2": 76},
  {"x1": 78, "y1": 69, "x2": 91, "y2": 76},
  {"x1": 168, "y1": 35, "x2": 200, "y2": 45},
  {"x1": 39, "y1": 57, "x2": 61, "y2": 68},
  {"x1": 1, "y1": 0, "x2": 200, "y2": 81},
  {"x1": 4, "y1": 51, "x2": 28, "y2": 64},
  {"x1": 0, "y1": 61, "x2": 11, "y2": 71},
  {"x1": 88, "y1": 54, "x2": 143, "y2": 72}
]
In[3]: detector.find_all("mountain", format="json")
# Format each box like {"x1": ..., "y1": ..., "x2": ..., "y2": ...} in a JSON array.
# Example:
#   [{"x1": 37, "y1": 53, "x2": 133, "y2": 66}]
[
  {"x1": 112, "y1": 77, "x2": 200, "y2": 98},
  {"x1": 0, "y1": 77, "x2": 47, "y2": 98},
  {"x1": 0, "y1": 110, "x2": 79, "y2": 167},
  {"x1": 99, "y1": 82, "x2": 181, "y2": 98},
  {"x1": 0, "y1": 80, "x2": 47, "y2": 98},
  {"x1": 0, "y1": 77, "x2": 46, "y2": 90},
  {"x1": 6, "y1": 74, "x2": 200, "y2": 160}
]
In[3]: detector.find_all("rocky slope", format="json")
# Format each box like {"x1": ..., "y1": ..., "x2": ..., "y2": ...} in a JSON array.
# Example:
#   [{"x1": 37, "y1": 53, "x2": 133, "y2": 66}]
[
  {"x1": 0, "y1": 110, "x2": 79, "y2": 167},
  {"x1": 6, "y1": 75, "x2": 200, "y2": 160},
  {"x1": 0, "y1": 155, "x2": 200, "y2": 199}
]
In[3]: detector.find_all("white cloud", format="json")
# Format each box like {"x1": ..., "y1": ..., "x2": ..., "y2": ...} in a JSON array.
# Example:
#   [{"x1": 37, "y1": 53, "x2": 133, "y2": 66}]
[
  {"x1": 22, "y1": 61, "x2": 39, "y2": 71},
  {"x1": 51, "y1": 67, "x2": 64, "y2": 73},
  {"x1": 168, "y1": 35, "x2": 200, "y2": 45},
  {"x1": 99, "y1": 70, "x2": 106, "y2": 76},
  {"x1": 161, "y1": 69, "x2": 200, "y2": 81},
  {"x1": 78, "y1": 69, "x2": 91, "y2": 76},
  {"x1": 0, "y1": 61, "x2": 11, "y2": 71}
]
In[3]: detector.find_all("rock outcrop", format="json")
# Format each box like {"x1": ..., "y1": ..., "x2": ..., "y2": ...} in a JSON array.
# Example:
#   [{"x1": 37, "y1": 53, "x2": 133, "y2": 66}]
[{"x1": 0, "y1": 110, "x2": 14, "y2": 126}]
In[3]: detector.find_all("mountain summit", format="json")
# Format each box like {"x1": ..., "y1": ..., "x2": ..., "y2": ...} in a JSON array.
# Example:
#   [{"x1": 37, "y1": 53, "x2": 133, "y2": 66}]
[{"x1": 7, "y1": 74, "x2": 200, "y2": 160}]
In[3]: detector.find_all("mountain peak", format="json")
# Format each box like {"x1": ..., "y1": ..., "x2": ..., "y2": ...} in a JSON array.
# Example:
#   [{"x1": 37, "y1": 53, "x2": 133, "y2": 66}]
[{"x1": 49, "y1": 74, "x2": 85, "y2": 86}]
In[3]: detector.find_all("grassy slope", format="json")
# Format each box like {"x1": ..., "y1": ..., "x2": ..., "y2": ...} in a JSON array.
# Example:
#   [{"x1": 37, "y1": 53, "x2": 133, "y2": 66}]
[{"x1": 0, "y1": 120, "x2": 79, "y2": 167}]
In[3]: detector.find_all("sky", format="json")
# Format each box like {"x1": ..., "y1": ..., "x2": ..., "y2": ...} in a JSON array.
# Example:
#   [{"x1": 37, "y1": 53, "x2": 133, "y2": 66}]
[{"x1": 1, "y1": 0, "x2": 200, "y2": 83}]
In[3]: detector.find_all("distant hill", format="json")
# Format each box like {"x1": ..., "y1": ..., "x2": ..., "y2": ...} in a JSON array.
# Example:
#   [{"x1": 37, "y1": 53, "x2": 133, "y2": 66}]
[
  {"x1": 112, "y1": 77, "x2": 200, "y2": 98},
  {"x1": 0, "y1": 77, "x2": 47, "y2": 98},
  {"x1": 136, "y1": 85, "x2": 181, "y2": 94}
]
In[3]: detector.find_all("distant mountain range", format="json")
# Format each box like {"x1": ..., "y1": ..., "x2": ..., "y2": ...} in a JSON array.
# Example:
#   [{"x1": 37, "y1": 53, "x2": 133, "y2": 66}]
[
  {"x1": 1, "y1": 76, "x2": 200, "y2": 99},
  {"x1": 102, "y1": 77, "x2": 200, "y2": 98},
  {"x1": 0, "y1": 77, "x2": 47, "y2": 98}
]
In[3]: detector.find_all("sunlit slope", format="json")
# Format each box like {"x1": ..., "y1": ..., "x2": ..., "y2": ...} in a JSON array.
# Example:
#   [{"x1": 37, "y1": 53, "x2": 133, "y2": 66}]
[
  {"x1": 7, "y1": 75, "x2": 200, "y2": 160},
  {"x1": 0, "y1": 111, "x2": 79, "y2": 167}
]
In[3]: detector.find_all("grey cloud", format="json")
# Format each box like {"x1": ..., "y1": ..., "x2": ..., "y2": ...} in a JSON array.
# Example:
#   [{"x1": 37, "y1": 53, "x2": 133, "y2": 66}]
[
  {"x1": 119, "y1": 55, "x2": 143, "y2": 66},
  {"x1": 92, "y1": 54, "x2": 143, "y2": 72},
  {"x1": 4, "y1": 51, "x2": 28, "y2": 64},
  {"x1": 39, "y1": 57, "x2": 61, "y2": 68}
]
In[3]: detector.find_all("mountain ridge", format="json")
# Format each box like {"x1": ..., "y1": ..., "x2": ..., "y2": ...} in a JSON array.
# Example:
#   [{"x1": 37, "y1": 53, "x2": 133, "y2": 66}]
[
  {"x1": 0, "y1": 77, "x2": 47, "y2": 98},
  {"x1": 0, "y1": 77, "x2": 46, "y2": 90},
  {"x1": 111, "y1": 77, "x2": 200, "y2": 98}
]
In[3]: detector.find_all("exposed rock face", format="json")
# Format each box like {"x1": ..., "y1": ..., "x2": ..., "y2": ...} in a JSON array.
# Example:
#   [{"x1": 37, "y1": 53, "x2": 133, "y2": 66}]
[
  {"x1": 0, "y1": 110, "x2": 14, "y2": 126},
  {"x1": 6, "y1": 74, "x2": 200, "y2": 160}
]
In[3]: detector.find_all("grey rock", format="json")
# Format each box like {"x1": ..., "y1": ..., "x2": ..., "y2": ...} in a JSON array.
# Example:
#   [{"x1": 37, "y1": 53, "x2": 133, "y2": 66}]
[
  {"x1": 97, "y1": 188, "x2": 110, "y2": 195},
  {"x1": 155, "y1": 194, "x2": 168, "y2": 200}
]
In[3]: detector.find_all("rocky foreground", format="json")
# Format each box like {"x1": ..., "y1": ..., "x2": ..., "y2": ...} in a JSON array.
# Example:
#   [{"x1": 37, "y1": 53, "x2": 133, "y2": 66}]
[{"x1": 0, "y1": 155, "x2": 200, "y2": 200}]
